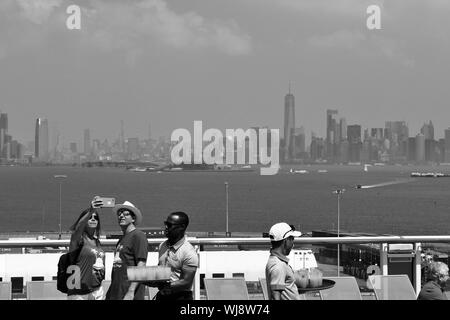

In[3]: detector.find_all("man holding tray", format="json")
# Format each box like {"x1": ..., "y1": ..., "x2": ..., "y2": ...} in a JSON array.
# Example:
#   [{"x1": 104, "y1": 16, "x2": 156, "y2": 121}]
[
  {"x1": 265, "y1": 222, "x2": 303, "y2": 300},
  {"x1": 155, "y1": 211, "x2": 199, "y2": 300}
]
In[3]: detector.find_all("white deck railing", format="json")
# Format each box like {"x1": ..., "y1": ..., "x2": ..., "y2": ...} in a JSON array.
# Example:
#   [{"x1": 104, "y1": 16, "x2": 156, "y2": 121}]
[{"x1": 1, "y1": 235, "x2": 449, "y2": 299}]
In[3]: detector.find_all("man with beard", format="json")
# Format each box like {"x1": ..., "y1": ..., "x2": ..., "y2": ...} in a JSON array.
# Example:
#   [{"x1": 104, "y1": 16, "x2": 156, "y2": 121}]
[{"x1": 265, "y1": 222, "x2": 303, "y2": 300}]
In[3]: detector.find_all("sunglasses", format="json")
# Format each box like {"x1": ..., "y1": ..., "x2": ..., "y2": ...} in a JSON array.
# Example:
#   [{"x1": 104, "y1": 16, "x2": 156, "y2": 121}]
[
  {"x1": 117, "y1": 210, "x2": 133, "y2": 217},
  {"x1": 89, "y1": 215, "x2": 99, "y2": 221}
]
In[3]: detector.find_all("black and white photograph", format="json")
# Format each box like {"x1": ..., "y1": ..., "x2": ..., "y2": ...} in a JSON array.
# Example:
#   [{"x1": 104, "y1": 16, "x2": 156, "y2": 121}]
[{"x1": 0, "y1": 0, "x2": 450, "y2": 308}]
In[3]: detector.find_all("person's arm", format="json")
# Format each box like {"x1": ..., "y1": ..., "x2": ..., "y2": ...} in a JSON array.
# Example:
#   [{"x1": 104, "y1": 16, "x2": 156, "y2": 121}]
[
  {"x1": 69, "y1": 197, "x2": 102, "y2": 252},
  {"x1": 161, "y1": 249, "x2": 199, "y2": 295},
  {"x1": 123, "y1": 259, "x2": 146, "y2": 300},
  {"x1": 69, "y1": 209, "x2": 92, "y2": 252},
  {"x1": 272, "y1": 290, "x2": 282, "y2": 300},
  {"x1": 268, "y1": 265, "x2": 286, "y2": 300},
  {"x1": 162, "y1": 265, "x2": 197, "y2": 294}
]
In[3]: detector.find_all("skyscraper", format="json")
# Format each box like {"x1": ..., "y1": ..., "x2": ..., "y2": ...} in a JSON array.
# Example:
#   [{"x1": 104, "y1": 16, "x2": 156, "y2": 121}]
[
  {"x1": 0, "y1": 113, "x2": 7, "y2": 158},
  {"x1": 0, "y1": 113, "x2": 7, "y2": 133},
  {"x1": 420, "y1": 121, "x2": 434, "y2": 140},
  {"x1": 84, "y1": 129, "x2": 91, "y2": 156},
  {"x1": 148, "y1": 122, "x2": 152, "y2": 141},
  {"x1": 347, "y1": 124, "x2": 362, "y2": 163},
  {"x1": 0, "y1": 129, "x2": 4, "y2": 158},
  {"x1": 415, "y1": 133, "x2": 425, "y2": 163},
  {"x1": 293, "y1": 127, "x2": 305, "y2": 158},
  {"x1": 70, "y1": 142, "x2": 77, "y2": 154},
  {"x1": 445, "y1": 129, "x2": 450, "y2": 163},
  {"x1": 385, "y1": 121, "x2": 409, "y2": 161},
  {"x1": 120, "y1": 120, "x2": 125, "y2": 153},
  {"x1": 283, "y1": 85, "x2": 295, "y2": 162},
  {"x1": 339, "y1": 118, "x2": 347, "y2": 141},
  {"x1": 326, "y1": 109, "x2": 338, "y2": 162},
  {"x1": 35, "y1": 118, "x2": 49, "y2": 160}
]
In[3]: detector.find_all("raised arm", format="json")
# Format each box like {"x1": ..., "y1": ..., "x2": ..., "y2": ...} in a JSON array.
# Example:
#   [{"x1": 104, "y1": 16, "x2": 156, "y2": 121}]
[{"x1": 69, "y1": 197, "x2": 102, "y2": 252}]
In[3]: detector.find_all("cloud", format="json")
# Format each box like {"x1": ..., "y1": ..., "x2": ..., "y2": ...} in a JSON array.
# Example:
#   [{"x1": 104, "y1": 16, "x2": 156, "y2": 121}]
[
  {"x1": 308, "y1": 30, "x2": 365, "y2": 50},
  {"x1": 370, "y1": 35, "x2": 415, "y2": 68},
  {"x1": 0, "y1": 0, "x2": 252, "y2": 62},
  {"x1": 88, "y1": 0, "x2": 252, "y2": 56},
  {"x1": 307, "y1": 30, "x2": 415, "y2": 68},
  {"x1": 16, "y1": 0, "x2": 62, "y2": 24},
  {"x1": 262, "y1": 0, "x2": 386, "y2": 18}
]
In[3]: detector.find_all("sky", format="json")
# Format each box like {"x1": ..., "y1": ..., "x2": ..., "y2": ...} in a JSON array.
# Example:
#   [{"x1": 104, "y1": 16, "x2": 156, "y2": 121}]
[{"x1": 1, "y1": 0, "x2": 450, "y2": 147}]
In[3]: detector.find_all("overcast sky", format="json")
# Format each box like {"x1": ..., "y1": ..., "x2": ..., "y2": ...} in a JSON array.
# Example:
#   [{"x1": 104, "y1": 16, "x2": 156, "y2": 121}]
[{"x1": 1, "y1": 0, "x2": 450, "y2": 147}]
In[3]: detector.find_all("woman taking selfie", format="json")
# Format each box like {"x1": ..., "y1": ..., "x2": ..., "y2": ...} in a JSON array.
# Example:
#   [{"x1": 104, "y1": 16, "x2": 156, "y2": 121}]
[{"x1": 66, "y1": 196, "x2": 106, "y2": 300}]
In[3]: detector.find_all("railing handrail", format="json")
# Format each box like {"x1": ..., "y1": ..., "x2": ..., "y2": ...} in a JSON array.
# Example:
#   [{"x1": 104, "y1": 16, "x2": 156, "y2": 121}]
[{"x1": 1, "y1": 235, "x2": 450, "y2": 248}]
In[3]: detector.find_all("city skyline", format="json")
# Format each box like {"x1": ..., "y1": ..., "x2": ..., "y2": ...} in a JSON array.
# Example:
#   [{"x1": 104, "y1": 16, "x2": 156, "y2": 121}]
[
  {"x1": 2, "y1": 101, "x2": 450, "y2": 165},
  {"x1": 1, "y1": 1, "x2": 450, "y2": 147}
]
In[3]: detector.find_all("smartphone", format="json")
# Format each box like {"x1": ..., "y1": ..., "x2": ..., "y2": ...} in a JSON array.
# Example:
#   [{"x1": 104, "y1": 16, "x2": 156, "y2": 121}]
[{"x1": 97, "y1": 197, "x2": 116, "y2": 208}]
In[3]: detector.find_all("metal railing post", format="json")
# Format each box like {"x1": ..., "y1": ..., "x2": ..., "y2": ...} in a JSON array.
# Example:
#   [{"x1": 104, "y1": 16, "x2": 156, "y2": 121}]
[
  {"x1": 414, "y1": 242, "x2": 422, "y2": 296},
  {"x1": 194, "y1": 244, "x2": 201, "y2": 300},
  {"x1": 380, "y1": 243, "x2": 388, "y2": 275}
]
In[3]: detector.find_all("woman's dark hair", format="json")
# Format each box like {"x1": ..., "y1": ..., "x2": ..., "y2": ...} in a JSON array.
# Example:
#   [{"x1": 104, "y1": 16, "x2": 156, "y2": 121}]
[
  {"x1": 90, "y1": 212, "x2": 102, "y2": 244},
  {"x1": 69, "y1": 208, "x2": 102, "y2": 245}
]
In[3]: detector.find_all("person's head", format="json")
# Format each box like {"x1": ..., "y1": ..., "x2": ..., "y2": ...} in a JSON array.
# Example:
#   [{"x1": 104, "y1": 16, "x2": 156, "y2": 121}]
[
  {"x1": 164, "y1": 211, "x2": 189, "y2": 242},
  {"x1": 269, "y1": 222, "x2": 301, "y2": 255},
  {"x1": 70, "y1": 209, "x2": 101, "y2": 239},
  {"x1": 86, "y1": 211, "x2": 101, "y2": 237},
  {"x1": 429, "y1": 261, "x2": 449, "y2": 287},
  {"x1": 112, "y1": 201, "x2": 142, "y2": 229}
]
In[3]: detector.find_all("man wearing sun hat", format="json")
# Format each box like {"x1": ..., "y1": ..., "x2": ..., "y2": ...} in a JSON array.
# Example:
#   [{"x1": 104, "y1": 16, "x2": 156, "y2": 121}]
[
  {"x1": 265, "y1": 222, "x2": 302, "y2": 300},
  {"x1": 105, "y1": 201, "x2": 148, "y2": 300}
]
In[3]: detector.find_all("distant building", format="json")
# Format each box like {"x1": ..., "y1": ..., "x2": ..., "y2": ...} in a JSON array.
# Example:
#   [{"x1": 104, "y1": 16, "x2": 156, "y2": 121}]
[
  {"x1": 361, "y1": 139, "x2": 370, "y2": 163},
  {"x1": 35, "y1": 118, "x2": 49, "y2": 161},
  {"x1": 407, "y1": 137, "x2": 416, "y2": 162},
  {"x1": 420, "y1": 121, "x2": 434, "y2": 140},
  {"x1": 326, "y1": 109, "x2": 338, "y2": 162},
  {"x1": 438, "y1": 138, "x2": 445, "y2": 163},
  {"x1": 293, "y1": 127, "x2": 305, "y2": 159},
  {"x1": 92, "y1": 139, "x2": 101, "y2": 158},
  {"x1": 339, "y1": 140, "x2": 349, "y2": 163},
  {"x1": 0, "y1": 113, "x2": 8, "y2": 133},
  {"x1": 70, "y1": 142, "x2": 77, "y2": 154},
  {"x1": 284, "y1": 87, "x2": 295, "y2": 162},
  {"x1": 415, "y1": 134, "x2": 425, "y2": 163},
  {"x1": 310, "y1": 135, "x2": 325, "y2": 161},
  {"x1": 339, "y1": 118, "x2": 347, "y2": 141},
  {"x1": 445, "y1": 129, "x2": 450, "y2": 163},
  {"x1": 250, "y1": 126, "x2": 271, "y2": 163},
  {"x1": 371, "y1": 128, "x2": 383, "y2": 140},
  {"x1": 0, "y1": 113, "x2": 7, "y2": 159},
  {"x1": 84, "y1": 129, "x2": 91, "y2": 156},
  {"x1": 385, "y1": 121, "x2": 408, "y2": 162},
  {"x1": 0, "y1": 129, "x2": 4, "y2": 159},
  {"x1": 347, "y1": 125, "x2": 361, "y2": 163},
  {"x1": 127, "y1": 137, "x2": 140, "y2": 160}
]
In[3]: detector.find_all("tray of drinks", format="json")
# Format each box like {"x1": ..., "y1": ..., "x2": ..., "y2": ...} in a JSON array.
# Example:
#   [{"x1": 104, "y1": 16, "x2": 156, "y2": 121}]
[
  {"x1": 297, "y1": 279, "x2": 335, "y2": 292},
  {"x1": 134, "y1": 279, "x2": 171, "y2": 287}
]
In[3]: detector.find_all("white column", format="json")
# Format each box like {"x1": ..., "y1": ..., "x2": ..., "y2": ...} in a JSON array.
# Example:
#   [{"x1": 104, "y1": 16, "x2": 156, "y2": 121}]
[
  {"x1": 414, "y1": 242, "x2": 422, "y2": 296},
  {"x1": 193, "y1": 245, "x2": 201, "y2": 300},
  {"x1": 380, "y1": 243, "x2": 388, "y2": 275}
]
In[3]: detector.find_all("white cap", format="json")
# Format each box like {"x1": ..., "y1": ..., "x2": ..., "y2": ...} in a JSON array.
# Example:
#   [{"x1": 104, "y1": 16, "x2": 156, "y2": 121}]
[{"x1": 269, "y1": 222, "x2": 301, "y2": 241}]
